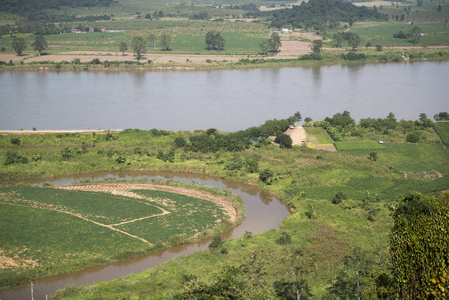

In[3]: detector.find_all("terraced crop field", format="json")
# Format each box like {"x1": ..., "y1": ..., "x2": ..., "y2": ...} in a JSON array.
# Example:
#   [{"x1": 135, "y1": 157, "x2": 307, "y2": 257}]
[{"x1": 0, "y1": 183, "x2": 235, "y2": 287}]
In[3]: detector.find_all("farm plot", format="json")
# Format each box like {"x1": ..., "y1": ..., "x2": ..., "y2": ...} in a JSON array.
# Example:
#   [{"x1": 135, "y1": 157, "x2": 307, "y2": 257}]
[
  {"x1": 0, "y1": 183, "x2": 234, "y2": 287},
  {"x1": 117, "y1": 190, "x2": 227, "y2": 244}
]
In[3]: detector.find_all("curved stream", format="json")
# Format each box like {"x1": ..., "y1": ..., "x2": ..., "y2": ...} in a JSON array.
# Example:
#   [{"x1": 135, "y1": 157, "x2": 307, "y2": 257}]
[{"x1": 0, "y1": 171, "x2": 291, "y2": 300}]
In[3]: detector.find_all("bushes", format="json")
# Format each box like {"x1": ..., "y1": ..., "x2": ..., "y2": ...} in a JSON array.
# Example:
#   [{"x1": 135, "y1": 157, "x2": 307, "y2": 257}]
[
  {"x1": 406, "y1": 133, "x2": 420, "y2": 143},
  {"x1": 259, "y1": 168, "x2": 274, "y2": 185}
]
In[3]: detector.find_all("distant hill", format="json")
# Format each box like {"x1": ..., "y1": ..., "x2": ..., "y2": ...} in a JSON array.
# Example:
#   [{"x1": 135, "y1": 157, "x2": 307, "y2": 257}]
[
  {"x1": 271, "y1": 0, "x2": 388, "y2": 30},
  {"x1": 0, "y1": 0, "x2": 113, "y2": 20}
]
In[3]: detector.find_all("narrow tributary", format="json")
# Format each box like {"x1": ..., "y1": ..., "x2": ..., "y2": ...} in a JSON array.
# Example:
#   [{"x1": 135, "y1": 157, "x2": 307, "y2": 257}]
[{"x1": 0, "y1": 171, "x2": 291, "y2": 300}]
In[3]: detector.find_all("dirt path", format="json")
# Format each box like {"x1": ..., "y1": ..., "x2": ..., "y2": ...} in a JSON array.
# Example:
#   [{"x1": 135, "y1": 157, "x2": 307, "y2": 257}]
[{"x1": 285, "y1": 125, "x2": 307, "y2": 146}]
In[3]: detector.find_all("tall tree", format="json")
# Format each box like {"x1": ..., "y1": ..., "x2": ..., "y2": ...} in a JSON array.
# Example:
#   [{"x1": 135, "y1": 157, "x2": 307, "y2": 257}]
[
  {"x1": 11, "y1": 38, "x2": 27, "y2": 56},
  {"x1": 119, "y1": 41, "x2": 128, "y2": 55},
  {"x1": 160, "y1": 33, "x2": 172, "y2": 51},
  {"x1": 409, "y1": 26, "x2": 422, "y2": 44},
  {"x1": 310, "y1": 39, "x2": 323, "y2": 55},
  {"x1": 131, "y1": 37, "x2": 146, "y2": 60},
  {"x1": 348, "y1": 33, "x2": 361, "y2": 50},
  {"x1": 269, "y1": 32, "x2": 282, "y2": 53},
  {"x1": 328, "y1": 248, "x2": 374, "y2": 300},
  {"x1": 31, "y1": 35, "x2": 47, "y2": 55},
  {"x1": 260, "y1": 40, "x2": 270, "y2": 55},
  {"x1": 148, "y1": 34, "x2": 157, "y2": 48},
  {"x1": 205, "y1": 30, "x2": 225, "y2": 50},
  {"x1": 389, "y1": 192, "x2": 449, "y2": 299}
]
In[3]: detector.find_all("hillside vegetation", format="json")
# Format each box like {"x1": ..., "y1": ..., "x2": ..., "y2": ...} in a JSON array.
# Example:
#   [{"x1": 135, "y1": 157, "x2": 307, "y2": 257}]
[{"x1": 1, "y1": 112, "x2": 448, "y2": 298}]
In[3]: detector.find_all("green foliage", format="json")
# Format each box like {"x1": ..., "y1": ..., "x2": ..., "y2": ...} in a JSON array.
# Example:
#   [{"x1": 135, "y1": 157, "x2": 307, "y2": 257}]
[
  {"x1": 208, "y1": 236, "x2": 223, "y2": 251},
  {"x1": 31, "y1": 35, "x2": 48, "y2": 55},
  {"x1": 270, "y1": 0, "x2": 387, "y2": 30},
  {"x1": 332, "y1": 191, "x2": 347, "y2": 204},
  {"x1": 275, "y1": 132, "x2": 293, "y2": 149},
  {"x1": 4, "y1": 150, "x2": 28, "y2": 165},
  {"x1": 433, "y1": 122, "x2": 449, "y2": 147},
  {"x1": 269, "y1": 32, "x2": 281, "y2": 53},
  {"x1": 276, "y1": 232, "x2": 292, "y2": 245},
  {"x1": 131, "y1": 36, "x2": 146, "y2": 60},
  {"x1": 9, "y1": 137, "x2": 20, "y2": 145},
  {"x1": 259, "y1": 168, "x2": 274, "y2": 185},
  {"x1": 389, "y1": 192, "x2": 449, "y2": 299},
  {"x1": 11, "y1": 37, "x2": 27, "y2": 56},
  {"x1": 406, "y1": 132, "x2": 420, "y2": 143},
  {"x1": 205, "y1": 30, "x2": 225, "y2": 51}
]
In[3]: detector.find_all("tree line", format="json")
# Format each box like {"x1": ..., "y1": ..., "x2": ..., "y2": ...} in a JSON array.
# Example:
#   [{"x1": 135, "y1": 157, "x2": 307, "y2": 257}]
[{"x1": 270, "y1": 0, "x2": 388, "y2": 30}]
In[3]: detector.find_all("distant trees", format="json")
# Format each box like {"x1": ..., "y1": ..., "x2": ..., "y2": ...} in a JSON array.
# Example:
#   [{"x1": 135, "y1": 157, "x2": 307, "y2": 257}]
[
  {"x1": 260, "y1": 32, "x2": 281, "y2": 55},
  {"x1": 434, "y1": 111, "x2": 449, "y2": 121},
  {"x1": 270, "y1": 0, "x2": 387, "y2": 30},
  {"x1": 269, "y1": 32, "x2": 281, "y2": 53},
  {"x1": 131, "y1": 37, "x2": 146, "y2": 60},
  {"x1": 409, "y1": 26, "x2": 422, "y2": 44},
  {"x1": 31, "y1": 35, "x2": 47, "y2": 55},
  {"x1": 205, "y1": 30, "x2": 225, "y2": 50},
  {"x1": 160, "y1": 33, "x2": 172, "y2": 51},
  {"x1": 12, "y1": 38, "x2": 27, "y2": 56},
  {"x1": 310, "y1": 39, "x2": 323, "y2": 55},
  {"x1": 259, "y1": 40, "x2": 270, "y2": 55},
  {"x1": 148, "y1": 34, "x2": 157, "y2": 48},
  {"x1": 348, "y1": 33, "x2": 362, "y2": 50},
  {"x1": 119, "y1": 42, "x2": 128, "y2": 55}
]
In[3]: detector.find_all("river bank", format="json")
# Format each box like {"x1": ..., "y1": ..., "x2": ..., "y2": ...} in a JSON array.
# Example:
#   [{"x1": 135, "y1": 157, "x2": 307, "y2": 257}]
[{"x1": 1, "y1": 46, "x2": 449, "y2": 71}]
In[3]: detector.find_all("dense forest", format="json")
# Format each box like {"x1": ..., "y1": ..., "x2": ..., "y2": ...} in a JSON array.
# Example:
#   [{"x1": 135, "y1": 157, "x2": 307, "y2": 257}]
[
  {"x1": 271, "y1": 0, "x2": 388, "y2": 30},
  {"x1": 0, "y1": 0, "x2": 113, "y2": 21}
]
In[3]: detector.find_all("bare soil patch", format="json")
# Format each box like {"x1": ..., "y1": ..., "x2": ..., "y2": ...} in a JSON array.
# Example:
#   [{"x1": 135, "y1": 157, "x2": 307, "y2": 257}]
[
  {"x1": 277, "y1": 40, "x2": 312, "y2": 57},
  {"x1": 0, "y1": 249, "x2": 39, "y2": 269},
  {"x1": 285, "y1": 125, "x2": 307, "y2": 146}
]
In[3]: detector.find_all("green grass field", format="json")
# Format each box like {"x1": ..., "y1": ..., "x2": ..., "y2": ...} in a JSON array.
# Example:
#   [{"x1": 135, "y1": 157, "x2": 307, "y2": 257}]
[
  {"x1": 351, "y1": 22, "x2": 449, "y2": 47},
  {"x1": 0, "y1": 183, "x2": 236, "y2": 287},
  {"x1": 434, "y1": 121, "x2": 449, "y2": 147}
]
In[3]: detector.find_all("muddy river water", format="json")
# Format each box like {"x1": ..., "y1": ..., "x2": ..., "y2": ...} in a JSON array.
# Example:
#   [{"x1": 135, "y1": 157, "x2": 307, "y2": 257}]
[
  {"x1": 0, "y1": 171, "x2": 291, "y2": 300},
  {"x1": 1, "y1": 61, "x2": 449, "y2": 132}
]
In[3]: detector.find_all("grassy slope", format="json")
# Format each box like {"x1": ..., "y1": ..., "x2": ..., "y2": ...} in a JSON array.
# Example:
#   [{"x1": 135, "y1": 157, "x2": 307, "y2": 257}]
[{"x1": 1, "y1": 121, "x2": 448, "y2": 298}]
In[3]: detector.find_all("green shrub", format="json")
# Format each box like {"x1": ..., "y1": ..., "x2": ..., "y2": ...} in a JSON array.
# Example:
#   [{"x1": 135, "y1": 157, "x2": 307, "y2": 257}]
[
  {"x1": 406, "y1": 133, "x2": 420, "y2": 143},
  {"x1": 332, "y1": 191, "x2": 347, "y2": 204},
  {"x1": 259, "y1": 168, "x2": 274, "y2": 185}
]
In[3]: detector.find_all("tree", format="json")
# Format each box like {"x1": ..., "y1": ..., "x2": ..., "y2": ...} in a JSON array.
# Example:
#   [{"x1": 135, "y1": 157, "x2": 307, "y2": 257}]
[
  {"x1": 409, "y1": 26, "x2": 422, "y2": 44},
  {"x1": 119, "y1": 42, "x2": 128, "y2": 55},
  {"x1": 12, "y1": 38, "x2": 27, "y2": 56},
  {"x1": 328, "y1": 248, "x2": 374, "y2": 300},
  {"x1": 389, "y1": 192, "x2": 449, "y2": 299},
  {"x1": 259, "y1": 168, "x2": 274, "y2": 185},
  {"x1": 275, "y1": 133, "x2": 293, "y2": 149},
  {"x1": 160, "y1": 33, "x2": 172, "y2": 51},
  {"x1": 148, "y1": 34, "x2": 157, "y2": 48},
  {"x1": 269, "y1": 32, "x2": 281, "y2": 52},
  {"x1": 276, "y1": 247, "x2": 314, "y2": 300},
  {"x1": 131, "y1": 37, "x2": 146, "y2": 60},
  {"x1": 31, "y1": 35, "x2": 47, "y2": 55},
  {"x1": 259, "y1": 40, "x2": 270, "y2": 55},
  {"x1": 292, "y1": 111, "x2": 302, "y2": 123},
  {"x1": 375, "y1": 44, "x2": 383, "y2": 51},
  {"x1": 348, "y1": 33, "x2": 361, "y2": 50},
  {"x1": 205, "y1": 30, "x2": 225, "y2": 51},
  {"x1": 310, "y1": 39, "x2": 323, "y2": 55}
]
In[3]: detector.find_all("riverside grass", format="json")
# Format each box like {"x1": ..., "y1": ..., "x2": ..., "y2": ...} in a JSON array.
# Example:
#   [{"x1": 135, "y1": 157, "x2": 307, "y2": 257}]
[{"x1": 2, "y1": 120, "x2": 449, "y2": 297}]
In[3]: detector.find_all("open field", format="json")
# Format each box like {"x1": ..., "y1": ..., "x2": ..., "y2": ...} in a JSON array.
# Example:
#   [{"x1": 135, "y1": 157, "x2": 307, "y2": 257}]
[{"x1": 0, "y1": 182, "x2": 242, "y2": 288}]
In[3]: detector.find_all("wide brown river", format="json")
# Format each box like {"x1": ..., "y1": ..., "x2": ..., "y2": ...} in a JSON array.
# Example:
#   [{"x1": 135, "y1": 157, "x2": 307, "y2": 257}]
[
  {"x1": 1, "y1": 61, "x2": 448, "y2": 132},
  {"x1": 0, "y1": 171, "x2": 291, "y2": 300}
]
